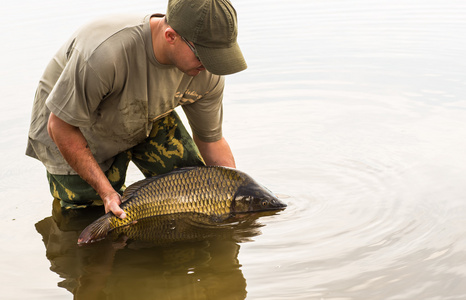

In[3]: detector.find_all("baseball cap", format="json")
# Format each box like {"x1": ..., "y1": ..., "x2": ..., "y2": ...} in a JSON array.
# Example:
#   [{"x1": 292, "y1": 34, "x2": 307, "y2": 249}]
[{"x1": 166, "y1": 0, "x2": 247, "y2": 75}]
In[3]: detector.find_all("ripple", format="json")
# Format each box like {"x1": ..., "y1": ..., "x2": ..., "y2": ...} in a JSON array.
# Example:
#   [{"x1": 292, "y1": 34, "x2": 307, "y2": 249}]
[
  {"x1": 3, "y1": 0, "x2": 466, "y2": 299},
  {"x1": 242, "y1": 139, "x2": 466, "y2": 299}
]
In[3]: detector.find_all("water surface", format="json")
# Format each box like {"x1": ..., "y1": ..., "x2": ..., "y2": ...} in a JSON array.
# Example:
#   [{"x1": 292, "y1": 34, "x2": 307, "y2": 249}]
[{"x1": 1, "y1": 0, "x2": 466, "y2": 299}]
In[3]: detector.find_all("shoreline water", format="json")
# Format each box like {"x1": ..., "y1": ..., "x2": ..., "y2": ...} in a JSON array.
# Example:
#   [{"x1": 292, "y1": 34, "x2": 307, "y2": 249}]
[{"x1": 1, "y1": 0, "x2": 466, "y2": 299}]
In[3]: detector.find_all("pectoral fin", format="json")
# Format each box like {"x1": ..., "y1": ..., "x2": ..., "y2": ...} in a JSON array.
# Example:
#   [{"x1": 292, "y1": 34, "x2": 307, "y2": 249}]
[{"x1": 78, "y1": 213, "x2": 113, "y2": 245}]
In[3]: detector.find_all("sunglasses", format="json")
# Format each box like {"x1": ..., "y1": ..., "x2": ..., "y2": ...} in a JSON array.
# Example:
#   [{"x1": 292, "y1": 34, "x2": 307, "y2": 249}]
[{"x1": 181, "y1": 36, "x2": 201, "y2": 61}]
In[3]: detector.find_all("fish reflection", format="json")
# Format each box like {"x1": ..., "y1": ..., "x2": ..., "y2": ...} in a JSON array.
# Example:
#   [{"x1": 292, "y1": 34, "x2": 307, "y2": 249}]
[
  {"x1": 36, "y1": 199, "x2": 277, "y2": 300},
  {"x1": 109, "y1": 212, "x2": 264, "y2": 247}
]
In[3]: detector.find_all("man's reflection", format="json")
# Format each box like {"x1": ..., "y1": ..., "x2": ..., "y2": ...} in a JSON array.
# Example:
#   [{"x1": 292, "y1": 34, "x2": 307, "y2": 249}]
[{"x1": 36, "y1": 199, "x2": 271, "y2": 300}]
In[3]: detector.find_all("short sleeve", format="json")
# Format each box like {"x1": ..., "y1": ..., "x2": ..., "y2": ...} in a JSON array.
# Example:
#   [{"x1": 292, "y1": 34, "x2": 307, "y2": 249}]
[
  {"x1": 181, "y1": 75, "x2": 225, "y2": 142},
  {"x1": 45, "y1": 47, "x2": 110, "y2": 128}
]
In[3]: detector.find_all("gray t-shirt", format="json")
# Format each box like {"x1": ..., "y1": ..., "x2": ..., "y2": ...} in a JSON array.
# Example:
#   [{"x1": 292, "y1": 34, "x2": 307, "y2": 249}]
[{"x1": 26, "y1": 14, "x2": 225, "y2": 175}]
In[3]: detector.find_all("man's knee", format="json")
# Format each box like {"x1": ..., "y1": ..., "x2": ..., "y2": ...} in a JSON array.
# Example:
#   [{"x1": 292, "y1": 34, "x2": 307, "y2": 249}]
[{"x1": 46, "y1": 151, "x2": 130, "y2": 209}]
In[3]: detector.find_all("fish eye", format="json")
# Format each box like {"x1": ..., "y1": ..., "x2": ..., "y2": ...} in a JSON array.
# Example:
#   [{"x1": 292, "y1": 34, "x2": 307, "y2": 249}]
[{"x1": 261, "y1": 200, "x2": 268, "y2": 206}]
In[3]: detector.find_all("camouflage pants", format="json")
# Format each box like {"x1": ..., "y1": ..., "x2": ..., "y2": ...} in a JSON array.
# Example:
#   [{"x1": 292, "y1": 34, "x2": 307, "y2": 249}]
[{"x1": 47, "y1": 111, "x2": 205, "y2": 209}]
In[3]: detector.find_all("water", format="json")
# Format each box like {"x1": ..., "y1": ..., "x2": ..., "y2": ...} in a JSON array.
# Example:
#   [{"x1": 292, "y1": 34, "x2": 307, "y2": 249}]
[{"x1": 1, "y1": 0, "x2": 466, "y2": 299}]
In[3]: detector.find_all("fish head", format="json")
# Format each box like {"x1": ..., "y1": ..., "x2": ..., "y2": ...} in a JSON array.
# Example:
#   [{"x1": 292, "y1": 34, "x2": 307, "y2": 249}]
[{"x1": 231, "y1": 181, "x2": 287, "y2": 214}]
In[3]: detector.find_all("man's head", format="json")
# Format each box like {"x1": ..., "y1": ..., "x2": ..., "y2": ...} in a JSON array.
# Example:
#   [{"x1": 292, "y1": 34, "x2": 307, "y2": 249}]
[{"x1": 166, "y1": 0, "x2": 247, "y2": 76}]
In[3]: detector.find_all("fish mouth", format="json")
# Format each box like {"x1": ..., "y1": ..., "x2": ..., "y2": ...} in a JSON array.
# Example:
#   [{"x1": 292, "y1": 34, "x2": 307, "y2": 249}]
[
  {"x1": 233, "y1": 209, "x2": 285, "y2": 218},
  {"x1": 230, "y1": 196, "x2": 287, "y2": 215}
]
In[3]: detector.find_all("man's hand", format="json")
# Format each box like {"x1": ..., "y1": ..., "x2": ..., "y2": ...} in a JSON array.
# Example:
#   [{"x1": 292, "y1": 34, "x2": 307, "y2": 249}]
[{"x1": 102, "y1": 191, "x2": 127, "y2": 219}]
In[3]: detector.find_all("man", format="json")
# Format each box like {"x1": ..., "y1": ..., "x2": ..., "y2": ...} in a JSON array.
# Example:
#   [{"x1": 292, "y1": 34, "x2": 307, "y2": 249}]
[{"x1": 26, "y1": 0, "x2": 247, "y2": 219}]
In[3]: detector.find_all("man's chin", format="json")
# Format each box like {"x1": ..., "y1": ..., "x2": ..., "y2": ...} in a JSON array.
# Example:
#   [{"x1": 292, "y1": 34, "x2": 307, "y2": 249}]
[
  {"x1": 184, "y1": 69, "x2": 204, "y2": 77},
  {"x1": 181, "y1": 63, "x2": 206, "y2": 75}
]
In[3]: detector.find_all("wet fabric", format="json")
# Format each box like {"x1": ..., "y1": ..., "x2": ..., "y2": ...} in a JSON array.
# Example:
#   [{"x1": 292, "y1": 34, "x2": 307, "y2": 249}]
[{"x1": 47, "y1": 112, "x2": 205, "y2": 209}]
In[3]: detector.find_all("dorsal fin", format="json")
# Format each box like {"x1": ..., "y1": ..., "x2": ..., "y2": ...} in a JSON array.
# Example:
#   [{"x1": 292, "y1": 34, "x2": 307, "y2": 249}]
[
  {"x1": 121, "y1": 177, "x2": 155, "y2": 201},
  {"x1": 121, "y1": 167, "x2": 198, "y2": 202}
]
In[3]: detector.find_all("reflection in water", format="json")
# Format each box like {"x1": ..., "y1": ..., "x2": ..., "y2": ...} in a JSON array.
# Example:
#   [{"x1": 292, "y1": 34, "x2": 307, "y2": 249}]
[
  {"x1": 3, "y1": 0, "x2": 463, "y2": 298},
  {"x1": 35, "y1": 199, "x2": 274, "y2": 300}
]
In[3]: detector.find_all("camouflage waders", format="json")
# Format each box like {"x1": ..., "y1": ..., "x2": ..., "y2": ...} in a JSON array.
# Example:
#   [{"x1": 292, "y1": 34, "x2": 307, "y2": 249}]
[{"x1": 47, "y1": 111, "x2": 205, "y2": 209}]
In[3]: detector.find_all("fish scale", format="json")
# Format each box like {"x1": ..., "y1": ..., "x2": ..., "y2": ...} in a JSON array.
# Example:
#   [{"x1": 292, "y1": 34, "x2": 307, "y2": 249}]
[
  {"x1": 106, "y1": 167, "x2": 243, "y2": 230},
  {"x1": 78, "y1": 166, "x2": 287, "y2": 244}
]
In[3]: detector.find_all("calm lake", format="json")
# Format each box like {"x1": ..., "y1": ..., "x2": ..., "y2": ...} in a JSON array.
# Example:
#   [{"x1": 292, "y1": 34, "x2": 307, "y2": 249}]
[{"x1": 1, "y1": 0, "x2": 466, "y2": 299}]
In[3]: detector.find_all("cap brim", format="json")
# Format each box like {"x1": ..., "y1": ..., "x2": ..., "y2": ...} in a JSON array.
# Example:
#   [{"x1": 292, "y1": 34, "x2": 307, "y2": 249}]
[{"x1": 195, "y1": 42, "x2": 247, "y2": 76}]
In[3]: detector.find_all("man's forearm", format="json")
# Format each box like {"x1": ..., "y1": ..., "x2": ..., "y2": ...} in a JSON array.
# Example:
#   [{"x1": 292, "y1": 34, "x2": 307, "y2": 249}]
[
  {"x1": 47, "y1": 113, "x2": 126, "y2": 217},
  {"x1": 194, "y1": 135, "x2": 236, "y2": 168},
  {"x1": 48, "y1": 113, "x2": 113, "y2": 196}
]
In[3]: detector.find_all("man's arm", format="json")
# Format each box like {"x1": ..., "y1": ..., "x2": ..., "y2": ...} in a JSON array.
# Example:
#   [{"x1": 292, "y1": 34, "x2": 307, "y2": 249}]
[
  {"x1": 193, "y1": 135, "x2": 236, "y2": 168},
  {"x1": 47, "y1": 112, "x2": 126, "y2": 219}
]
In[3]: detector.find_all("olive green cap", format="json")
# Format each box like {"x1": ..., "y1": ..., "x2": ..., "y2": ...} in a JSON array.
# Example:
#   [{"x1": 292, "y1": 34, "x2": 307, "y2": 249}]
[{"x1": 166, "y1": 0, "x2": 247, "y2": 75}]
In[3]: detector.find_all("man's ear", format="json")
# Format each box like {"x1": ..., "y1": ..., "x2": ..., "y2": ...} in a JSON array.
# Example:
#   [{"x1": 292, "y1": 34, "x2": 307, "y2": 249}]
[{"x1": 164, "y1": 27, "x2": 178, "y2": 45}]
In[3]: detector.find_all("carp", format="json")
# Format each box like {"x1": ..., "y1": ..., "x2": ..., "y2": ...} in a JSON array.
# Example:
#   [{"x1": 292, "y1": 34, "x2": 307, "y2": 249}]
[{"x1": 78, "y1": 166, "x2": 286, "y2": 244}]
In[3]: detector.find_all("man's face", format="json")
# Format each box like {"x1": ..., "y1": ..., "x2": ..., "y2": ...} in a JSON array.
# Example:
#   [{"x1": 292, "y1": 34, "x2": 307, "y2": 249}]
[{"x1": 171, "y1": 36, "x2": 206, "y2": 76}]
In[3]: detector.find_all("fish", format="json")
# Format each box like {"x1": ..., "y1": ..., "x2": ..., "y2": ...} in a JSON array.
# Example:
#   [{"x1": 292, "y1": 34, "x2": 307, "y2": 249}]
[{"x1": 78, "y1": 166, "x2": 286, "y2": 244}]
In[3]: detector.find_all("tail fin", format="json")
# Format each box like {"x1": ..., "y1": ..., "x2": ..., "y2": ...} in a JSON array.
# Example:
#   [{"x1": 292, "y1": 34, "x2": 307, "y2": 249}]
[{"x1": 78, "y1": 213, "x2": 113, "y2": 245}]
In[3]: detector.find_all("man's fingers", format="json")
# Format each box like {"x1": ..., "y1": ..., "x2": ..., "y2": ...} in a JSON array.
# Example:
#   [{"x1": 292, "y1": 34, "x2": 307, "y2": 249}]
[
  {"x1": 110, "y1": 202, "x2": 127, "y2": 219},
  {"x1": 103, "y1": 193, "x2": 127, "y2": 219},
  {"x1": 115, "y1": 209, "x2": 127, "y2": 219}
]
